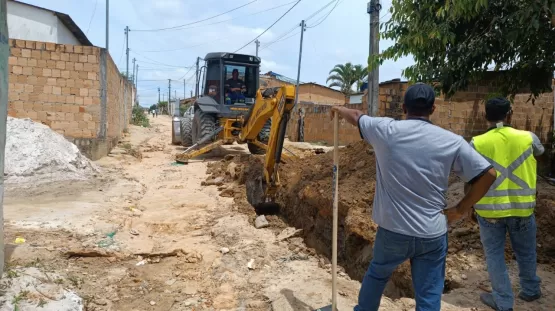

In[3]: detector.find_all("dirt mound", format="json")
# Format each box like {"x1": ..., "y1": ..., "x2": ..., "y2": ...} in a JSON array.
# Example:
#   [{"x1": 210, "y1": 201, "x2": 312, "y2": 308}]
[{"x1": 205, "y1": 141, "x2": 555, "y2": 298}]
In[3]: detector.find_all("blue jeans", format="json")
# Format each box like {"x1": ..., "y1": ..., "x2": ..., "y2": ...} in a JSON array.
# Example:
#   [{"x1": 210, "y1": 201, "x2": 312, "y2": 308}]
[
  {"x1": 478, "y1": 214, "x2": 541, "y2": 311},
  {"x1": 355, "y1": 227, "x2": 448, "y2": 311},
  {"x1": 226, "y1": 92, "x2": 245, "y2": 104}
]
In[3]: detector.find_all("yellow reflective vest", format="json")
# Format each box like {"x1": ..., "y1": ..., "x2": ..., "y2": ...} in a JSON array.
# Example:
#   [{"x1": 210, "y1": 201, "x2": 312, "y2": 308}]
[{"x1": 472, "y1": 126, "x2": 537, "y2": 218}]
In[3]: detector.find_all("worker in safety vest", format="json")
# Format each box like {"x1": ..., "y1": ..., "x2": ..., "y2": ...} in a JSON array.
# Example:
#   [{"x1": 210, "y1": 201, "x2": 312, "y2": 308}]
[{"x1": 470, "y1": 97, "x2": 544, "y2": 311}]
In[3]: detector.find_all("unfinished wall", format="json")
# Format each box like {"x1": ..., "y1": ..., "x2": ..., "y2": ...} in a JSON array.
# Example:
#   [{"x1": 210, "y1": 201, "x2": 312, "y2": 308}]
[
  {"x1": 261, "y1": 75, "x2": 345, "y2": 106},
  {"x1": 288, "y1": 80, "x2": 554, "y2": 147},
  {"x1": 298, "y1": 83, "x2": 345, "y2": 106},
  {"x1": 7, "y1": 38, "x2": 134, "y2": 159}
]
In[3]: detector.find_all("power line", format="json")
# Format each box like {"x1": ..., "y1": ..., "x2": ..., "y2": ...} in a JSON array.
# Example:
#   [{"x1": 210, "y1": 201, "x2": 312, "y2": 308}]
[
  {"x1": 304, "y1": 0, "x2": 337, "y2": 22},
  {"x1": 259, "y1": 0, "x2": 339, "y2": 51},
  {"x1": 234, "y1": 0, "x2": 302, "y2": 53},
  {"x1": 117, "y1": 39, "x2": 125, "y2": 65},
  {"x1": 177, "y1": 63, "x2": 196, "y2": 81},
  {"x1": 86, "y1": 0, "x2": 99, "y2": 35},
  {"x1": 133, "y1": 1, "x2": 297, "y2": 39},
  {"x1": 131, "y1": 3, "x2": 298, "y2": 54},
  {"x1": 261, "y1": 30, "x2": 300, "y2": 50},
  {"x1": 132, "y1": 51, "x2": 195, "y2": 68},
  {"x1": 306, "y1": 0, "x2": 342, "y2": 28},
  {"x1": 131, "y1": 0, "x2": 259, "y2": 32}
]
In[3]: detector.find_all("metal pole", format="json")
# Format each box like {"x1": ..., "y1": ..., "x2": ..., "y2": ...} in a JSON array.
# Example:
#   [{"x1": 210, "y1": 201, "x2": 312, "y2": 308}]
[
  {"x1": 158, "y1": 87, "x2": 160, "y2": 103},
  {"x1": 0, "y1": 0, "x2": 9, "y2": 275},
  {"x1": 132, "y1": 58, "x2": 136, "y2": 84},
  {"x1": 105, "y1": 0, "x2": 109, "y2": 50},
  {"x1": 293, "y1": 20, "x2": 306, "y2": 107},
  {"x1": 184, "y1": 79, "x2": 186, "y2": 98},
  {"x1": 123, "y1": 26, "x2": 129, "y2": 129},
  {"x1": 255, "y1": 39, "x2": 260, "y2": 57},
  {"x1": 195, "y1": 57, "x2": 200, "y2": 98},
  {"x1": 126, "y1": 27, "x2": 129, "y2": 80},
  {"x1": 168, "y1": 79, "x2": 172, "y2": 116},
  {"x1": 367, "y1": 0, "x2": 380, "y2": 116},
  {"x1": 135, "y1": 65, "x2": 139, "y2": 105}
]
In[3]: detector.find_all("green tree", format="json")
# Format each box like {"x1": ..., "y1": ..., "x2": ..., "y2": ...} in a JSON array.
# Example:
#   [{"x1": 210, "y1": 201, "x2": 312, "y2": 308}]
[
  {"x1": 326, "y1": 63, "x2": 368, "y2": 95},
  {"x1": 149, "y1": 104, "x2": 157, "y2": 111},
  {"x1": 379, "y1": 0, "x2": 555, "y2": 98},
  {"x1": 120, "y1": 72, "x2": 134, "y2": 82},
  {"x1": 157, "y1": 101, "x2": 168, "y2": 114}
]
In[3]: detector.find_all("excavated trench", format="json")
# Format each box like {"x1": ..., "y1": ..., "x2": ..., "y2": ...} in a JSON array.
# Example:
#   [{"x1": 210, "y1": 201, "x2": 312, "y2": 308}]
[{"x1": 205, "y1": 142, "x2": 555, "y2": 299}]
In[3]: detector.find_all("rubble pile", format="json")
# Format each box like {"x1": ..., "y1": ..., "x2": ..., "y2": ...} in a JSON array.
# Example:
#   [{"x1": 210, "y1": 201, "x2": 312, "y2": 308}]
[{"x1": 4, "y1": 117, "x2": 98, "y2": 185}]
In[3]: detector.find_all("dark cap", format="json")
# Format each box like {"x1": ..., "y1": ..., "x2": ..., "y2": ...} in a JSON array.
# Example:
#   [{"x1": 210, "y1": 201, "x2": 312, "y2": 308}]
[
  {"x1": 485, "y1": 97, "x2": 511, "y2": 116},
  {"x1": 404, "y1": 82, "x2": 435, "y2": 108},
  {"x1": 232, "y1": 69, "x2": 239, "y2": 73}
]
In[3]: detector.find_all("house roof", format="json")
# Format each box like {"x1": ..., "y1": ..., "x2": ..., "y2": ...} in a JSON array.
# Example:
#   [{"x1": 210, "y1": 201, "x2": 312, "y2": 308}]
[{"x1": 10, "y1": 0, "x2": 93, "y2": 46}]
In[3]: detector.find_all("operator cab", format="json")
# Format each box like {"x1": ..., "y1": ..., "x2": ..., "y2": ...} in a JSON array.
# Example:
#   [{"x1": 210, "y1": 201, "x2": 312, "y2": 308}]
[{"x1": 203, "y1": 52, "x2": 260, "y2": 107}]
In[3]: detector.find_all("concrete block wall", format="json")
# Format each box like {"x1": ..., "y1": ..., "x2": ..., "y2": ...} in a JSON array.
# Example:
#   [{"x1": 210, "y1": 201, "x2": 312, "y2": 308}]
[
  {"x1": 298, "y1": 83, "x2": 345, "y2": 106},
  {"x1": 288, "y1": 80, "x2": 554, "y2": 147},
  {"x1": 7, "y1": 39, "x2": 134, "y2": 159}
]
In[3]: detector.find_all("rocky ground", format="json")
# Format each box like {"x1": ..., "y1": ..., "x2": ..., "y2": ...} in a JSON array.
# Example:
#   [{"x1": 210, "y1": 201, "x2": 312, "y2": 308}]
[{"x1": 1, "y1": 115, "x2": 554, "y2": 311}]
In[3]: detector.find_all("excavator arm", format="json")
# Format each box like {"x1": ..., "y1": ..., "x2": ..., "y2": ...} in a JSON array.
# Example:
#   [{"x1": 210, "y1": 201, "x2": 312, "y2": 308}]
[{"x1": 241, "y1": 85, "x2": 296, "y2": 207}]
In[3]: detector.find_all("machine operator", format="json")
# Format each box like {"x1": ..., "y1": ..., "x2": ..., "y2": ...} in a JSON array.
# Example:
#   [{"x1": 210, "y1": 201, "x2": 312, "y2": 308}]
[{"x1": 225, "y1": 68, "x2": 246, "y2": 104}]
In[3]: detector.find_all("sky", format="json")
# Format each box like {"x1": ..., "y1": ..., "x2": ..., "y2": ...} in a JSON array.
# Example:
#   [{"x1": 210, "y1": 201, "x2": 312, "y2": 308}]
[{"x1": 17, "y1": 0, "x2": 413, "y2": 107}]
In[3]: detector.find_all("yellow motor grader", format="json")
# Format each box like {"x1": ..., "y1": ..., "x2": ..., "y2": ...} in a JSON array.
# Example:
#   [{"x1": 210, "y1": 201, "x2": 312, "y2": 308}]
[{"x1": 176, "y1": 52, "x2": 296, "y2": 207}]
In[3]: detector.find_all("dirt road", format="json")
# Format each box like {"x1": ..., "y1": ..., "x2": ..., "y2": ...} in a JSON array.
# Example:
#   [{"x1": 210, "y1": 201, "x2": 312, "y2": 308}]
[{"x1": 2, "y1": 115, "x2": 553, "y2": 310}]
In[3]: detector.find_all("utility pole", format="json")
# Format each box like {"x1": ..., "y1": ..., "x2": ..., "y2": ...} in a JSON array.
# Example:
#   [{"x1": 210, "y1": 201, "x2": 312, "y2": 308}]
[
  {"x1": 158, "y1": 87, "x2": 160, "y2": 104},
  {"x1": 105, "y1": 0, "x2": 109, "y2": 50},
  {"x1": 195, "y1": 57, "x2": 200, "y2": 98},
  {"x1": 367, "y1": 0, "x2": 380, "y2": 116},
  {"x1": 135, "y1": 64, "x2": 139, "y2": 87},
  {"x1": 168, "y1": 79, "x2": 172, "y2": 116},
  {"x1": 183, "y1": 80, "x2": 186, "y2": 98},
  {"x1": 123, "y1": 26, "x2": 130, "y2": 129},
  {"x1": 125, "y1": 26, "x2": 130, "y2": 81},
  {"x1": 255, "y1": 39, "x2": 260, "y2": 57},
  {"x1": 135, "y1": 64, "x2": 139, "y2": 105},
  {"x1": 132, "y1": 58, "x2": 136, "y2": 84},
  {"x1": 190, "y1": 90, "x2": 193, "y2": 98},
  {"x1": 293, "y1": 20, "x2": 306, "y2": 107}
]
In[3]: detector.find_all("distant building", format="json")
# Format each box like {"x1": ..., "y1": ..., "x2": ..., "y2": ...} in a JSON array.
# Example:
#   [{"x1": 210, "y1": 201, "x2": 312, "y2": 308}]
[
  {"x1": 7, "y1": 0, "x2": 92, "y2": 46},
  {"x1": 349, "y1": 93, "x2": 363, "y2": 105},
  {"x1": 260, "y1": 71, "x2": 345, "y2": 105}
]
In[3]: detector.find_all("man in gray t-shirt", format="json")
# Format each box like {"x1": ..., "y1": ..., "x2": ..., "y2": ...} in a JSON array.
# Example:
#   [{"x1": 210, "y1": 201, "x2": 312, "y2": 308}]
[{"x1": 331, "y1": 83, "x2": 496, "y2": 311}]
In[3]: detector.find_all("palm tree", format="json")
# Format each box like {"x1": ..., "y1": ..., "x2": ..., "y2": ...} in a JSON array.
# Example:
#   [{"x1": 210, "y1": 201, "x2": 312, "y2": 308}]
[
  {"x1": 326, "y1": 63, "x2": 368, "y2": 96},
  {"x1": 353, "y1": 64, "x2": 368, "y2": 92}
]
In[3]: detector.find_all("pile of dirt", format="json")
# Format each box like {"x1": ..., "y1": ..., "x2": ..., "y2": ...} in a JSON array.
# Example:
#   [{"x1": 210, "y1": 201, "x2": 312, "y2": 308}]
[
  {"x1": 4, "y1": 117, "x2": 98, "y2": 185},
  {"x1": 205, "y1": 141, "x2": 555, "y2": 298}
]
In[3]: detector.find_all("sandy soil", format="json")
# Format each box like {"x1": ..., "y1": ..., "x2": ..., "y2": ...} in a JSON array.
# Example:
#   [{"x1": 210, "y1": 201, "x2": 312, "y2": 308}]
[{"x1": 2, "y1": 115, "x2": 554, "y2": 311}]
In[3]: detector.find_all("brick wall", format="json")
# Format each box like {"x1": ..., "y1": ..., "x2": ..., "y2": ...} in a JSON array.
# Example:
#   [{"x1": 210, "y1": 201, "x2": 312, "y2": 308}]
[
  {"x1": 261, "y1": 76, "x2": 345, "y2": 106},
  {"x1": 287, "y1": 103, "x2": 361, "y2": 145},
  {"x1": 7, "y1": 39, "x2": 134, "y2": 159},
  {"x1": 288, "y1": 80, "x2": 554, "y2": 147},
  {"x1": 298, "y1": 83, "x2": 345, "y2": 105}
]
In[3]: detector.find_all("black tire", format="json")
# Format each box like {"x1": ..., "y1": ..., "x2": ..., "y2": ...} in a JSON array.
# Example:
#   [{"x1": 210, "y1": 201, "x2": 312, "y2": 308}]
[
  {"x1": 180, "y1": 117, "x2": 193, "y2": 147},
  {"x1": 192, "y1": 109, "x2": 217, "y2": 147},
  {"x1": 248, "y1": 120, "x2": 271, "y2": 155}
]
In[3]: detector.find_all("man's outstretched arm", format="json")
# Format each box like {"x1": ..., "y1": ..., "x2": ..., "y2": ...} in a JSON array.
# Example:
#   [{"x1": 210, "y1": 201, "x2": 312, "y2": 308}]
[{"x1": 331, "y1": 106, "x2": 364, "y2": 126}]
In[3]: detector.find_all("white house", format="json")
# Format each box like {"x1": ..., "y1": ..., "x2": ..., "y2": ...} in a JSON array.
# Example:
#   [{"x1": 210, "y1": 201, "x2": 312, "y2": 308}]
[{"x1": 7, "y1": 0, "x2": 91, "y2": 46}]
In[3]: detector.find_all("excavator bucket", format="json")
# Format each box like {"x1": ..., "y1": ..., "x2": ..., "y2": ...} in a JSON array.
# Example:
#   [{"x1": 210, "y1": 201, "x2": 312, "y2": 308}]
[
  {"x1": 245, "y1": 162, "x2": 281, "y2": 215},
  {"x1": 246, "y1": 176, "x2": 266, "y2": 207}
]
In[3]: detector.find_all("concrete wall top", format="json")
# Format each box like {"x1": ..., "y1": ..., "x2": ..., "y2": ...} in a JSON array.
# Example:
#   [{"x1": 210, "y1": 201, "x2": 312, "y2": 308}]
[{"x1": 7, "y1": 1, "x2": 80, "y2": 45}]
